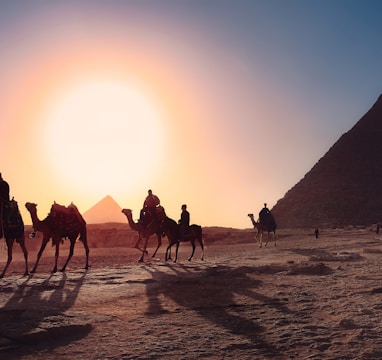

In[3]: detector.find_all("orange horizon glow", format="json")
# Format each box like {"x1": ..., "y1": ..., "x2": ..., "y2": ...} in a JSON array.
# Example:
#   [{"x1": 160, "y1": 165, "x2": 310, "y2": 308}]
[
  {"x1": 2, "y1": 16, "x2": 235, "y2": 227},
  {"x1": 2, "y1": 1, "x2": 364, "y2": 228}
]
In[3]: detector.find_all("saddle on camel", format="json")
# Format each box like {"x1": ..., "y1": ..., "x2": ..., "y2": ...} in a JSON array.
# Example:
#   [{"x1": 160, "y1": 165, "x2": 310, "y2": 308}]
[
  {"x1": 1, "y1": 198, "x2": 24, "y2": 241},
  {"x1": 49, "y1": 202, "x2": 86, "y2": 236},
  {"x1": 258, "y1": 203, "x2": 276, "y2": 230},
  {"x1": 139, "y1": 205, "x2": 165, "y2": 231}
]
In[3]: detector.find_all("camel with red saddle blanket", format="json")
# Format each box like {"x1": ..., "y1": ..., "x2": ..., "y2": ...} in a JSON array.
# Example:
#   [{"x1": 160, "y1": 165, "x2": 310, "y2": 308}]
[{"x1": 25, "y1": 201, "x2": 89, "y2": 273}]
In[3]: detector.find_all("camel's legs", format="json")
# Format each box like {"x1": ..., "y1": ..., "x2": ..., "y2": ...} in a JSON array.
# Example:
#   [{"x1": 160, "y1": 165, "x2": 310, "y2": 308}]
[
  {"x1": 165, "y1": 243, "x2": 173, "y2": 261},
  {"x1": 134, "y1": 235, "x2": 142, "y2": 250},
  {"x1": 188, "y1": 240, "x2": 196, "y2": 261},
  {"x1": 197, "y1": 237, "x2": 204, "y2": 261},
  {"x1": 254, "y1": 230, "x2": 260, "y2": 244},
  {"x1": 32, "y1": 236, "x2": 50, "y2": 273},
  {"x1": 18, "y1": 235, "x2": 29, "y2": 276},
  {"x1": 174, "y1": 242, "x2": 180, "y2": 263},
  {"x1": 258, "y1": 232, "x2": 264, "y2": 248},
  {"x1": 82, "y1": 238, "x2": 90, "y2": 269},
  {"x1": 134, "y1": 235, "x2": 148, "y2": 254},
  {"x1": 151, "y1": 234, "x2": 162, "y2": 258},
  {"x1": 253, "y1": 229, "x2": 263, "y2": 247},
  {"x1": 138, "y1": 236, "x2": 150, "y2": 262},
  {"x1": 53, "y1": 237, "x2": 62, "y2": 273},
  {"x1": 78, "y1": 230, "x2": 90, "y2": 269},
  {"x1": 264, "y1": 232, "x2": 270, "y2": 247},
  {"x1": 0, "y1": 238, "x2": 14, "y2": 278},
  {"x1": 60, "y1": 238, "x2": 76, "y2": 272},
  {"x1": 0, "y1": 234, "x2": 28, "y2": 278}
]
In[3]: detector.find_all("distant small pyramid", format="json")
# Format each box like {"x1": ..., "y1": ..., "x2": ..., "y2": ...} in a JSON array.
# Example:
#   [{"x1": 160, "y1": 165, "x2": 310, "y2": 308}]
[{"x1": 83, "y1": 195, "x2": 126, "y2": 224}]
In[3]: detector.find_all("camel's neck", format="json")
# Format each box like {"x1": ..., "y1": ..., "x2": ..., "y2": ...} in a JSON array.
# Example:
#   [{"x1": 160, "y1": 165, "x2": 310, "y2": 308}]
[
  {"x1": 124, "y1": 212, "x2": 139, "y2": 231},
  {"x1": 249, "y1": 217, "x2": 257, "y2": 227},
  {"x1": 28, "y1": 209, "x2": 43, "y2": 231}
]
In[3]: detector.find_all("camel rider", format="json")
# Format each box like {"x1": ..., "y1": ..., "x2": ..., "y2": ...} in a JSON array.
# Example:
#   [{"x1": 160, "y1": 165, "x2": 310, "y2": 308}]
[
  {"x1": 178, "y1": 204, "x2": 190, "y2": 241},
  {"x1": 0, "y1": 173, "x2": 10, "y2": 205},
  {"x1": 142, "y1": 189, "x2": 160, "y2": 226},
  {"x1": 259, "y1": 203, "x2": 270, "y2": 224},
  {"x1": 0, "y1": 173, "x2": 9, "y2": 223},
  {"x1": 0, "y1": 173, "x2": 10, "y2": 238}
]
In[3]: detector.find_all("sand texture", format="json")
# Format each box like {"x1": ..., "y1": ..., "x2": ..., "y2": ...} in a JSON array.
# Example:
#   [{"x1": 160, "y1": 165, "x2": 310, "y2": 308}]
[{"x1": 1, "y1": 227, "x2": 382, "y2": 359}]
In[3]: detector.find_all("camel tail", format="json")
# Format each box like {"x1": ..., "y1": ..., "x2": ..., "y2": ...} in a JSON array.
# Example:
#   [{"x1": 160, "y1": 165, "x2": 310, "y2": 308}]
[
  {"x1": 191, "y1": 224, "x2": 203, "y2": 244},
  {"x1": 79, "y1": 227, "x2": 87, "y2": 242}
]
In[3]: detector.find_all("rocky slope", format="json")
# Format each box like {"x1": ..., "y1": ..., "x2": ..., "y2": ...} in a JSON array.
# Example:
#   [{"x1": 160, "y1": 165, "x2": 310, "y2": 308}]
[{"x1": 272, "y1": 94, "x2": 382, "y2": 228}]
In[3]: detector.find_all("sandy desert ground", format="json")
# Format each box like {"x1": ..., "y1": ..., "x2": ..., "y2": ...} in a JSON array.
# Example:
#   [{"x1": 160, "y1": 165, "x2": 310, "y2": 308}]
[{"x1": 1, "y1": 226, "x2": 382, "y2": 359}]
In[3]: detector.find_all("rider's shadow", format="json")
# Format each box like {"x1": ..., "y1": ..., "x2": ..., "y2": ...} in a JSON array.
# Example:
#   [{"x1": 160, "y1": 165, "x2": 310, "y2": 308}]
[
  {"x1": 0, "y1": 271, "x2": 91, "y2": 355},
  {"x1": 143, "y1": 264, "x2": 290, "y2": 353}
]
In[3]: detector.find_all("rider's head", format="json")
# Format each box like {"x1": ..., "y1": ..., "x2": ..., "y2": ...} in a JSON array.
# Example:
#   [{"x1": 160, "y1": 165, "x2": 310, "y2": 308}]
[{"x1": 182, "y1": 204, "x2": 187, "y2": 210}]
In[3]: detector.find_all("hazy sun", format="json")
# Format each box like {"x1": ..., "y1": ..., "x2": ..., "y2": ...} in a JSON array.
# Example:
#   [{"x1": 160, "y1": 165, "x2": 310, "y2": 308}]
[{"x1": 41, "y1": 79, "x2": 165, "y2": 196}]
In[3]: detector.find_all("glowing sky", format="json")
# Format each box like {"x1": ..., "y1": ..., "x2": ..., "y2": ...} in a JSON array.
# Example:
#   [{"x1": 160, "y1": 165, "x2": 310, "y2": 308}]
[{"x1": 1, "y1": 0, "x2": 382, "y2": 228}]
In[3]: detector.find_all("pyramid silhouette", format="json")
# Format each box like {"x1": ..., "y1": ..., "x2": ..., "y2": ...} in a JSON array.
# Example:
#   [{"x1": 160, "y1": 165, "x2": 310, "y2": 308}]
[
  {"x1": 272, "y1": 94, "x2": 382, "y2": 228},
  {"x1": 83, "y1": 195, "x2": 126, "y2": 224}
]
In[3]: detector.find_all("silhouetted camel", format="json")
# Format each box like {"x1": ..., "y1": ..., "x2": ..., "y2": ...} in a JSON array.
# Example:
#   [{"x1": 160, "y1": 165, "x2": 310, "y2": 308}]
[
  {"x1": 247, "y1": 213, "x2": 277, "y2": 247},
  {"x1": 121, "y1": 208, "x2": 164, "y2": 262},
  {"x1": 162, "y1": 215, "x2": 204, "y2": 262},
  {"x1": 25, "y1": 202, "x2": 89, "y2": 273},
  {"x1": 0, "y1": 199, "x2": 28, "y2": 277}
]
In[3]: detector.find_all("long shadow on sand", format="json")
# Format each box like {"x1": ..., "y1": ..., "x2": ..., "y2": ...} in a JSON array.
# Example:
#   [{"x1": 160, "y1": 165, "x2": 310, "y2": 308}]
[
  {"x1": 0, "y1": 271, "x2": 91, "y2": 357},
  {"x1": 143, "y1": 264, "x2": 295, "y2": 357}
]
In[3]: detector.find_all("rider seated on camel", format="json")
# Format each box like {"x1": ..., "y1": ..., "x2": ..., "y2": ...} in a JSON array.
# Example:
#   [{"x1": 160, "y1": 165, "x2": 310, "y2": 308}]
[
  {"x1": 178, "y1": 204, "x2": 190, "y2": 241},
  {"x1": 0, "y1": 173, "x2": 10, "y2": 238},
  {"x1": 140, "y1": 189, "x2": 160, "y2": 227},
  {"x1": 259, "y1": 203, "x2": 270, "y2": 224}
]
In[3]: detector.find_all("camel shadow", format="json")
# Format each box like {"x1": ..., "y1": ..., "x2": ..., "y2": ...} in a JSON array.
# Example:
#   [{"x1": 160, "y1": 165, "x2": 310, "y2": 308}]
[
  {"x1": 142, "y1": 264, "x2": 295, "y2": 356},
  {"x1": 0, "y1": 271, "x2": 91, "y2": 357}
]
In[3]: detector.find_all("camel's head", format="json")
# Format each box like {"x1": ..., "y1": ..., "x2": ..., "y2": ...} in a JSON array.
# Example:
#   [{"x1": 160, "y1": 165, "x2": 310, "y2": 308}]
[
  {"x1": 121, "y1": 209, "x2": 132, "y2": 216},
  {"x1": 248, "y1": 213, "x2": 254, "y2": 218},
  {"x1": 25, "y1": 202, "x2": 37, "y2": 212}
]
